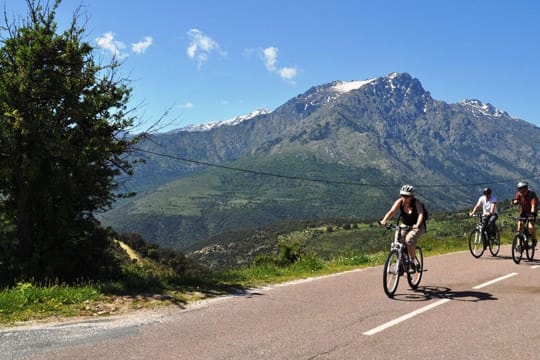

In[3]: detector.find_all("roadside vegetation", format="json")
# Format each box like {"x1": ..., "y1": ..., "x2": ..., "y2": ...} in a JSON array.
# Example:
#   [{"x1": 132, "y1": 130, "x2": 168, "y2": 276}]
[{"x1": 0, "y1": 201, "x2": 519, "y2": 326}]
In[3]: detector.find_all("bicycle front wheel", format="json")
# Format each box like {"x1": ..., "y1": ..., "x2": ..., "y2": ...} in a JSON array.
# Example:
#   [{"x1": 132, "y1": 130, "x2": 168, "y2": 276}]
[
  {"x1": 512, "y1": 234, "x2": 523, "y2": 264},
  {"x1": 407, "y1": 246, "x2": 423, "y2": 289},
  {"x1": 383, "y1": 249, "x2": 400, "y2": 298},
  {"x1": 488, "y1": 228, "x2": 501, "y2": 257},
  {"x1": 469, "y1": 229, "x2": 484, "y2": 258}
]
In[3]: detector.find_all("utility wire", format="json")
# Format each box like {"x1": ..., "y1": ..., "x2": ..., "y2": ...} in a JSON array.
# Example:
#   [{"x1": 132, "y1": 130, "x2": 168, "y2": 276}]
[{"x1": 133, "y1": 147, "x2": 540, "y2": 189}]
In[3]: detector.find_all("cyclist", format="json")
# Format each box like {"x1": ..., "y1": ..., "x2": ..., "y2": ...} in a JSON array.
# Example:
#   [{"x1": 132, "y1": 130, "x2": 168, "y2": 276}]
[
  {"x1": 512, "y1": 181, "x2": 538, "y2": 249},
  {"x1": 469, "y1": 187, "x2": 498, "y2": 237},
  {"x1": 380, "y1": 184, "x2": 426, "y2": 271}
]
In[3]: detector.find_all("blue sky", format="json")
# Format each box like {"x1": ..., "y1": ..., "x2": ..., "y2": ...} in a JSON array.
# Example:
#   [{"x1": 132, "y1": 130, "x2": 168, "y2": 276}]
[{"x1": 3, "y1": 0, "x2": 540, "y2": 133}]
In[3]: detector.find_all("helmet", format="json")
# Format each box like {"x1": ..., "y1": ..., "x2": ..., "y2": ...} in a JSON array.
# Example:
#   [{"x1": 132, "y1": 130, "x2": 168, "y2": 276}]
[
  {"x1": 517, "y1": 181, "x2": 528, "y2": 189},
  {"x1": 483, "y1": 187, "x2": 492, "y2": 195},
  {"x1": 400, "y1": 184, "x2": 415, "y2": 196}
]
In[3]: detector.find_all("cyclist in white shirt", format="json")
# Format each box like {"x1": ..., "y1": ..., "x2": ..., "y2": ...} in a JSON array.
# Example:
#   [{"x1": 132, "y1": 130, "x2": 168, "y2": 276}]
[{"x1": 470, "y1": 187, "x2": 498, "y2": 236}]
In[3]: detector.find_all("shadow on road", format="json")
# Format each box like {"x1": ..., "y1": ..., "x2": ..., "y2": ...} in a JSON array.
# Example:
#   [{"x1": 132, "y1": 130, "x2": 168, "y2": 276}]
[
  {"x1": 392, "y1": 285, "x2": 496, "y2": 302},
  {"x1": 475, "y1": 254, "x2": 540, "y2": 265}
]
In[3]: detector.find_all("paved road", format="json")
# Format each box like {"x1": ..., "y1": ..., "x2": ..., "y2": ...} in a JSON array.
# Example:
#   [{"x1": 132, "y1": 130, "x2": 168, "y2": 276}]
[{"x1": 2, "y1": 245, "x2": 539, "y2": 359}]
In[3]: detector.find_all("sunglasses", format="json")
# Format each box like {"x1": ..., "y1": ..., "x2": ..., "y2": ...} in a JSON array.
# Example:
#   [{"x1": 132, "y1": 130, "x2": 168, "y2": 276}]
[{"x1": 401, "y1": 195, "x2": 412, "y2": 198}]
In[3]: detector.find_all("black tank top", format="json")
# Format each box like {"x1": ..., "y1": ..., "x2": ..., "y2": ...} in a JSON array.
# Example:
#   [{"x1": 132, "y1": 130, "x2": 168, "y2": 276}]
[{"x1": 400, "y1": 198, "x2": 419, "y2": 226}]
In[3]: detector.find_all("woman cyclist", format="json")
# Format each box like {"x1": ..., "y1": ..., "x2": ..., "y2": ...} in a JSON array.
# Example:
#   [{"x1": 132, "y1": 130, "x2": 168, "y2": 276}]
[{"x1": 380, "y1": 184, "x2": 426, "y2": 270}]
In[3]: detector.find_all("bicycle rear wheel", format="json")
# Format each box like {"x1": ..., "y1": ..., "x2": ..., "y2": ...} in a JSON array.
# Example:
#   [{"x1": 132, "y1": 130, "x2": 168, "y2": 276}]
[
  {"x1": 407, "y1": 246, "x2": 423, "y2": 289},
  {"x1": 468, "y1": 229, "x2": 484, "y2": 258},
  {"x1": 488, "y1": 228, "x2": 500, "y2": 257},
  {"x1": 512, "y1": 234, "x2": 523, "y2": 264},
  {"x1": 526, "y1": 238, "x2": 535, "y2": 261},
  {"x1": 383, "y1": 249, "x2": 400, "y2": 298}
]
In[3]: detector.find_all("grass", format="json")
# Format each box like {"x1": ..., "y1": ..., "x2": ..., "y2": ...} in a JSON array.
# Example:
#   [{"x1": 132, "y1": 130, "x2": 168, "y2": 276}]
[
  {"x1": 0, "y1": 282, "x2": 102, "y2": 323},
  {"x1": 0, "y1": 213, "x2": 517, "y2": 326}
]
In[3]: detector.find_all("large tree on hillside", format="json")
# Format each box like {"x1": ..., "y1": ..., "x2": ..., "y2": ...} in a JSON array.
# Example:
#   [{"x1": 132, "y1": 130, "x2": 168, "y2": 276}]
[{"x1": 0, "y1": 0, "x2": 139, "y2": 280}]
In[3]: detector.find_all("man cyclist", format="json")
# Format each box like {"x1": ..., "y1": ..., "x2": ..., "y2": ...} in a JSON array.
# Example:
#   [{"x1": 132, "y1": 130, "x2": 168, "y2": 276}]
[
  {"x1": 380, "y1": 184, "x2": 426, "y2": 272},
  {"x1": 469, "y1": 187, "x2": 498, "y2": 238},
  {"x1": 512, "y1": 181, "x2": 538, "y2": 249}
]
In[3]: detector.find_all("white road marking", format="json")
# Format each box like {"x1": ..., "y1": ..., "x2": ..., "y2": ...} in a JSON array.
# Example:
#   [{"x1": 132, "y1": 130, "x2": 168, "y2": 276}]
[
  {"x1": 472, "y1": 272, "x2": 518, "y2": 289},
  {"x1": 362, "y1": 299, "x2": 451, "y2": 336},
  {"x1": 364, "y1": 272, "x2": 519, "y2": 336},
  {"x1": 531, "y1": 265, "x2": 540, "y2": 269}
]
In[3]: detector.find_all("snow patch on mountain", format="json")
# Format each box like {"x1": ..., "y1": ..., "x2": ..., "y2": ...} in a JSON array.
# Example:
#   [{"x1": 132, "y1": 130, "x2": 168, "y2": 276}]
[
  {"x1": 330, "y1": 78, "x2": 377, "y2": 93},
  {"x1": 174, "y1": 109, "x2": 271, "y2": 133},
  {"x1": 459, "y1": 99, "x2": 506, "y2": 117}
]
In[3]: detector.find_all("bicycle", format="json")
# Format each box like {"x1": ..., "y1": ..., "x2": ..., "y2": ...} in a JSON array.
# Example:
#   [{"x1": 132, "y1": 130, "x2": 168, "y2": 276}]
[
  {"x1": 512, "y1": 216, "x2": 536, "y2": 264},
  {"x1": 468, "y1": 214, "x2": 500, "y2": 258},
  {"x1": 379, "y1": 222, "x2": 424, "y2": 298}
]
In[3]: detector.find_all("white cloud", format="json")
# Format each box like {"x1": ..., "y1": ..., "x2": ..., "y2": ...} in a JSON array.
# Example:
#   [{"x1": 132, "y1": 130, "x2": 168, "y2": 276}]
[
  {"x1": 278, "y1": 67, "x2": 297, "y2": 80},
  {"x1": 263, "y1": 46, "x2": 278, "y2": 71},
  {"x1": 186, "y1": 29, "x2": 226, "y2": 68},
  {"x1": 96, "y1": 32, "x2": 128, "y2": 59},
  {"x1": 261, "y1": 46, "x2": 298, "y2": 82},
  {"x1": 180, "y1": 102, "x2": 194, "y2": 109},
  {"x1": 132, "y1": 36, "x2": 153, "y2": 54}
]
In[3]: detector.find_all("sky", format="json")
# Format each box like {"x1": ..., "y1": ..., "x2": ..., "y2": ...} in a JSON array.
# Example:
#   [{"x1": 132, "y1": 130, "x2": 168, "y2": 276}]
[{"x1": 3, "y1": 0, "x2": 540, "y2": 133}]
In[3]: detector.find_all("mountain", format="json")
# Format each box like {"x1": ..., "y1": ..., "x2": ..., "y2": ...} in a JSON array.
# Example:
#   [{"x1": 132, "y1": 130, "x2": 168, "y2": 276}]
[{"x1": 100, "y1": 72, "x2": 540, "y2": 251}]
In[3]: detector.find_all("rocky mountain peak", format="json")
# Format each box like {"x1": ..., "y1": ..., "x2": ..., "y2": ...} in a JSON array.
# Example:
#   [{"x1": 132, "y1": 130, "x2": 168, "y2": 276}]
[{"x1": 458, "y1": 99, "x2": 507, "y2": 118}]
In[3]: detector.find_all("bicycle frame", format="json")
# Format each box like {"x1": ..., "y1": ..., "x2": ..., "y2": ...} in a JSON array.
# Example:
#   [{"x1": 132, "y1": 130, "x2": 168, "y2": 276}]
[
  {"x1": 380, "y1": 223, "x2": 423, "y2": 298},
  {"x1": 468, "y1": 214, "x2": 500, "y2": 258}
]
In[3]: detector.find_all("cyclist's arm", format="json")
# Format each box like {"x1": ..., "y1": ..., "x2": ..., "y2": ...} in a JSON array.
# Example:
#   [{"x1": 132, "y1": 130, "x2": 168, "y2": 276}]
[
  {"x1": 414, "y1": 201, "x2": 424, "y2": 229},
  {"x1": 531, "y1": 196, "x2": 537, "y2": 215},
  {"x1": 470, "y1": 199, "x2": 481, "y2": 216},
  {"x1": 512, "y1": 193, "x2": 520, "y2": 206},
  {"x1": 380, "y1": 198, "x2": 401, "y2": 225},
  {"x1": 488, "y1": 201, "x2": 496, "y2": 216}
]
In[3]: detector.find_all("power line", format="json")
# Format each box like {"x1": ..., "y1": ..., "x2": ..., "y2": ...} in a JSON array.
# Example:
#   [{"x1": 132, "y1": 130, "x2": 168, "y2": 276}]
[{"x1": 133, "y1": 147, "x2": 540, "y2": 189}]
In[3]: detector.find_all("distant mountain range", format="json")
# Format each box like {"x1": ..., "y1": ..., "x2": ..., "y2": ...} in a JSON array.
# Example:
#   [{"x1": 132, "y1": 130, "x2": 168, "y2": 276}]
[
  {"x1": 100, "y1": 72, "x2": 540, "y2": 251},
  {"x1": 169, "y1": 108, "x2": 271, "y2": 133}
]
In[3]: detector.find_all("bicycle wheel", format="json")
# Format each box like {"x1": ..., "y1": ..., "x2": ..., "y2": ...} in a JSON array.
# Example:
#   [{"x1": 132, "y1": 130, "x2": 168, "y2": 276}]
[
  {"x1": 383, "y1": 249, "x2": 400, "y2": 298},
  {"x1": 512, "y1": 234, "x2": 523, "y2": 264},
  {"x1": 526, "y1": 237, "x2": 535, "y2": 261},
  {"x1": 468, "y1": 229, "x2": 484, "y2": 258},
  {"x1": 488, "y1": 228, "x2": 501, "y2": 257},
  {"x1": 407, "y1": 246, "x2": 423, "y2": 289}
]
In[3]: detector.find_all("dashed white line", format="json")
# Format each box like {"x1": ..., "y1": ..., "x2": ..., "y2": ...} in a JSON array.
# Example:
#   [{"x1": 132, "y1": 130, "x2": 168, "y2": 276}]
[
  {"x1": 363, "y1": 271, "x2": 519, "y2": 336},
  {"x1": 472, "y1": 272, "x2": 518, "y2": 289},
  {"x1": 363, "y1": 299, "x2": 451, "y2": 336}
]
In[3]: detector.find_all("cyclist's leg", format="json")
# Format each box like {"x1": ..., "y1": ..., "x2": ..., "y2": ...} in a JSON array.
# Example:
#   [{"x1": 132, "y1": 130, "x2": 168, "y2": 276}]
[
  {"x1": 488, "y1": 214, "x2": 498, "y2": 235},
  {"x1": 405, "y1": 226, "x2": 425, "y2": 265},
  {"x1": 529, "y1": 218, "x2": 537, "y2": 247},
  {"x1": 517, "y1": 220, "x2": 524, "y2": 233},
  {"x1": 481, "y1": 215, "x2": 489, "y2": 232}
]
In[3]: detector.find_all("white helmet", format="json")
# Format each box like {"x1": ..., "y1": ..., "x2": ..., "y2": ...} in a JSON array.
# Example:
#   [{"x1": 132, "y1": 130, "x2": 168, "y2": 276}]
[
  {"x1": 517, "y1": 181, "x2": 528, "y2": 189},
  {"x1": 400, "y1": 184, "x2": 415, "y2": 196}
]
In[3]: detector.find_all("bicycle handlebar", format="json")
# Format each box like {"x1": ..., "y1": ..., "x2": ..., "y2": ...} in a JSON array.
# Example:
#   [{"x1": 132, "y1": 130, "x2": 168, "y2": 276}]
[{"x1": 377, "y1": 221, "x2": 412, "y2": 231}]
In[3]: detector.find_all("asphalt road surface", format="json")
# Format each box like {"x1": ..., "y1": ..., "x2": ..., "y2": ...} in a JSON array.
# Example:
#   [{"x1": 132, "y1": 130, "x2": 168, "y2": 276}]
[{"x1": 2, "y1": 245, "x2": 539, "y2": 359}]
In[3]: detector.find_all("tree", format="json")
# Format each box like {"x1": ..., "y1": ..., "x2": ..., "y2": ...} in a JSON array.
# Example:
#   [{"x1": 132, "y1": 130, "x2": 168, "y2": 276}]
[{"x1": 0, "y1": 0, "x2": 140, "y2": 281}]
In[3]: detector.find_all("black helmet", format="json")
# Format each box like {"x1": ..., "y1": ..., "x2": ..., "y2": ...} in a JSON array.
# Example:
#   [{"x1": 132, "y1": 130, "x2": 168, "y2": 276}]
[
  {"x1": 517, "y1": 181, "x2": 528, "y2": 189},
  {"x1": 400, "y1": 184, "x2": 415, "y2": 196},
  {"x1": 483, "y1": 187, "x2": 492, "y2": 195}
]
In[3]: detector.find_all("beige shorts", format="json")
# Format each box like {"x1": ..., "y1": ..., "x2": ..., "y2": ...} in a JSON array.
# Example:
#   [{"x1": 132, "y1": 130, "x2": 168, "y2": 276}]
[{"x1": 396, "y1": 225, "x2": 426, "y2": 246}]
